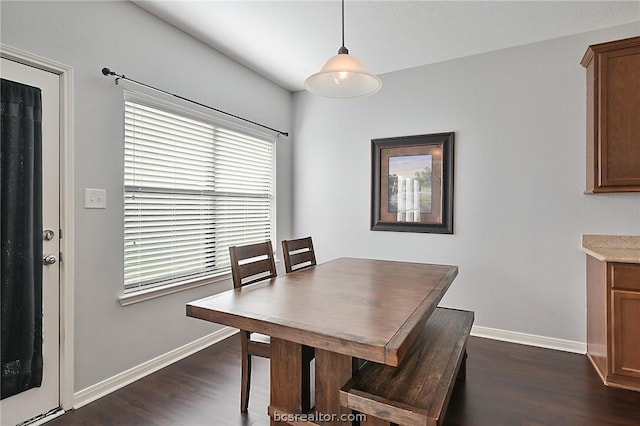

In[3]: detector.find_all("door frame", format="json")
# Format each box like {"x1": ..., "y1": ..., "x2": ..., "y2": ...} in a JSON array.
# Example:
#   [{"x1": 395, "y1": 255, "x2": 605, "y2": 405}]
[{"x1": 1, "y1": 44, "x2": 75, "y2": 411}]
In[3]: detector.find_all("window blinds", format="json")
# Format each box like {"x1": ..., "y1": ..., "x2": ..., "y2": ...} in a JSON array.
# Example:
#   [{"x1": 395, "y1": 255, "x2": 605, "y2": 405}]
[{"x1": 124, "y1": 100, "x2": 274, "y2": 291}]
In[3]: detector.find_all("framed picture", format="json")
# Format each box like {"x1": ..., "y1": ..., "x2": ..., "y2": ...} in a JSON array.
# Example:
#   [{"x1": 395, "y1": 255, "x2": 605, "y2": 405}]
[{"x1": 371, "y1": 132, "x2": 454, "y2": 234}]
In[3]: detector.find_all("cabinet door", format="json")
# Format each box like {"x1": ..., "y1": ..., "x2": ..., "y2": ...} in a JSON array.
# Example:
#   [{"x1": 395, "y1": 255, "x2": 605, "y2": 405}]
[
  {"x1": 599, "y1": 46, "x2": 640, "y2": 188},
  {"x1": 612, "y1": 290, "x2": 640, "y2": 379}
]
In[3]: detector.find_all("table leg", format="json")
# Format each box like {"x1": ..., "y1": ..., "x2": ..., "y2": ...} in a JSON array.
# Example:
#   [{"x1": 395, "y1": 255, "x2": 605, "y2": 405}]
[
  {"x1": 315, "y1": 349, "x2": 357, "y2": 425},
  {"x1": 270, "y1": 337, "x2": 305, "y2": 424}
]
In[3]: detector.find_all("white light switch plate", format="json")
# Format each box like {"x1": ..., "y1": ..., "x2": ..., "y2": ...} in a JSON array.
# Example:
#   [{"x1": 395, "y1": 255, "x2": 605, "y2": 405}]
[{"x1": 85, "y1": 188, "x2": 107, "y2": 209}]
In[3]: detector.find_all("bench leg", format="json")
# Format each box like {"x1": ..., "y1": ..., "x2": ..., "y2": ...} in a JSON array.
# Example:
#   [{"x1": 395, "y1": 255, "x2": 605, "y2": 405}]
[{"x1": 456, "y1": 350, "x2": 468, "y2": 382}]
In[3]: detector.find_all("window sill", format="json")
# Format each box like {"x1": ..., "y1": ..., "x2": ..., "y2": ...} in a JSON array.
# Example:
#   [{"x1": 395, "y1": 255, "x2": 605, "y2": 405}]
[{"x1": 118, "y1": 273, "x2": 231, "y2": 306}]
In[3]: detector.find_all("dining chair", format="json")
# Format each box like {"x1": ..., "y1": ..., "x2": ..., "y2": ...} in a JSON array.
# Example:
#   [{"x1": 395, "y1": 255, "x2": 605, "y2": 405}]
[
  {"x1": 228, "y1": 241, "x2": 313, "y2": 412},
  {"x1": 228, "y1": 241, "x2": 275, "y2": 413},
  {"x1": 281, "y1": 236, "x2": 317, "y2": 274}
]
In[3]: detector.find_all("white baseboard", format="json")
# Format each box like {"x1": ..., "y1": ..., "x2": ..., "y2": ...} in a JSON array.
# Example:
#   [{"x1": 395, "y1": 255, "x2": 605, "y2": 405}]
[
  {"x1": 471, "y1": 325, "x2": 586, "y2": 354},
  {"x1": 72, "y1": 324, "x2": 585, "y2": 410},
  {"x1": 73, "y1": 327, "x2": 238, "y2": 409}
]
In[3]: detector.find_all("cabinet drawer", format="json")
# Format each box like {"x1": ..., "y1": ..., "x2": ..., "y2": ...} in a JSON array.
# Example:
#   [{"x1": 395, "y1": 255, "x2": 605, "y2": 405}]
[{"x1": 611, "y1": 263, "x2": 640, "y2": 291}]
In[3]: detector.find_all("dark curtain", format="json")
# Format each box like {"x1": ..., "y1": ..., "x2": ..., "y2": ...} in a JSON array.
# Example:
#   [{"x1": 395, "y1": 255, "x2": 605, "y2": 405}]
[{"x1": 1, "y1": 78, "x2": 44, "y2": 399}]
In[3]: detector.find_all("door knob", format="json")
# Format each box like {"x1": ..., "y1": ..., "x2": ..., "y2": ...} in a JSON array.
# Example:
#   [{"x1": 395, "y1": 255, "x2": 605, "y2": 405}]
[{"x1": 42, "y1": 254, "x2": 57, "y2": 265}]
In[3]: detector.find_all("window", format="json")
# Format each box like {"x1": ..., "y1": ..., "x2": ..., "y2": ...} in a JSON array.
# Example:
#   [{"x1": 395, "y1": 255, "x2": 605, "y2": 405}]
[{"x1": 123, "y1": 94, "x2": 275, "y2": 293}]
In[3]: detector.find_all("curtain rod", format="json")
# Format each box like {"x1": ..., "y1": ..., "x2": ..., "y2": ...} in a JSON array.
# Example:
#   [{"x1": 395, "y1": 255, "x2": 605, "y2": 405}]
[{"x1": 101, "y1": 67, "x2": 289, "y2": 137}]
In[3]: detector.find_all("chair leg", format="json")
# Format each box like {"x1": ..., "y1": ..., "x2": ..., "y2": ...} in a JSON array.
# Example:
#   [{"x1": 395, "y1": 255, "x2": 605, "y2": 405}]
[
  {"x1": 241, "y1": 336, "x2": 252, "y2": 413},
  {"x1": 302, "y1": 346, "x2": 314, "y2": 412}
]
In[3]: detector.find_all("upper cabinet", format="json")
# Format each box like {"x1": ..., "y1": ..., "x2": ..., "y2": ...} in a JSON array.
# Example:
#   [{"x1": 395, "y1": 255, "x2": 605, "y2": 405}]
[{"x1": 581, "y1": 36, "x2": 640, "y2": 194}]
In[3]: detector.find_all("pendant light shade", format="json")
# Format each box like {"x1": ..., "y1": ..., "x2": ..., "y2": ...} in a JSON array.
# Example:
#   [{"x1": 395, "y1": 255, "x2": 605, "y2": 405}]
[
  {"x1": 305, "y1": 50, "x2": 382, "y2": 98},
  {"x1": 304, "y1": 1, "x2": 381, "y2": 98}
]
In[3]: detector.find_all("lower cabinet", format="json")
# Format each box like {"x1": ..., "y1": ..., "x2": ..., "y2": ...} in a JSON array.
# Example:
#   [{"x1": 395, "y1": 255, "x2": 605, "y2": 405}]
[
  {"x1": 612, "y1": 290, "x2": 640, "y2": 381},
  {"x1": 587, "y1": 257, "x2": 640, "y2": 391}
]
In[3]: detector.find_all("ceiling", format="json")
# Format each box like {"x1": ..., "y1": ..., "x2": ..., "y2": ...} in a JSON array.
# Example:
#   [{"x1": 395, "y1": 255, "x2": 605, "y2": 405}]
[{"x1": 133, "y1": 1, "x2": 640, "y2": 92}]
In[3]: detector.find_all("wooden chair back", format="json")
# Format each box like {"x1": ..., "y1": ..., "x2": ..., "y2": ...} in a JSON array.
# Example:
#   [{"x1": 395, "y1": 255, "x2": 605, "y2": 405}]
[
  {"x1": 229, "y1": 241, "x2": 277, "y2": 288},
  {"x1": 227, "y1": 241, "x2": 278, "y2": 412},
  {"x1": 281, "y1": 236, "x2": 317, "y2": 273}
]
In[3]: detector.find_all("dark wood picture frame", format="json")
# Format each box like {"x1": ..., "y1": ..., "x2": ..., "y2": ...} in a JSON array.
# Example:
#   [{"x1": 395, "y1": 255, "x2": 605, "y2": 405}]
[{"x1": 371, "y1": 132, "x2": 454, "y2": 234}]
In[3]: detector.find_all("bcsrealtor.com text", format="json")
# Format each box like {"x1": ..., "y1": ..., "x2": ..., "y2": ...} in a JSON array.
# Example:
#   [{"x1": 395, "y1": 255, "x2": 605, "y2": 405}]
[{"x1": 272, "y1": 411, "x2": 366, "y2": 423}]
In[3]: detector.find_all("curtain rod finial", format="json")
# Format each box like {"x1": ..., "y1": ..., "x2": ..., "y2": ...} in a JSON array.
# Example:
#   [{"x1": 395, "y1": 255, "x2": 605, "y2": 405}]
[{"x1": 101, "y1": 67, "x2": 114, "y2": 76}]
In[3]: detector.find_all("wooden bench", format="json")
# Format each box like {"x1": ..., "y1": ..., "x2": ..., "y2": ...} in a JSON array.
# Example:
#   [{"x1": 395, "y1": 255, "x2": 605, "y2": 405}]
[{"x1": 339, "y1": 308, "x2": 474, "y2": 426}]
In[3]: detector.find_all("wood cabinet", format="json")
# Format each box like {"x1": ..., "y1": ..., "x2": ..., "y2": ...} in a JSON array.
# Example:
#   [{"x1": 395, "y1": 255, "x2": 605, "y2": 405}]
[
  {"x1": 581, "y1": 36, "x2": 640, "y2": 193},
  {"x1": 587, "y1": 257, "x2": 640, "y2": 391}
]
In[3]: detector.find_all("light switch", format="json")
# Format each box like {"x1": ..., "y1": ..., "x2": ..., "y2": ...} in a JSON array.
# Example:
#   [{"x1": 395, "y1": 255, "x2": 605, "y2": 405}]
[{"x1": 85, "y1": 188, "x2": 107, "y2": 209}]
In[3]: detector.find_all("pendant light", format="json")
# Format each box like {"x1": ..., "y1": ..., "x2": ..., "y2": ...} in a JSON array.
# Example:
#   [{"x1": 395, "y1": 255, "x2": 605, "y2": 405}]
[{"x1": 304, "y1": 0, "x2": 382, "y2": 98}]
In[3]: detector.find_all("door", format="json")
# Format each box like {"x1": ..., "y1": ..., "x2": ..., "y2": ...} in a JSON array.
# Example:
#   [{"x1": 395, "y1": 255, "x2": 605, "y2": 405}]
[{"x1": 1, "y1": 58, "x2": 60, "y2": 425}]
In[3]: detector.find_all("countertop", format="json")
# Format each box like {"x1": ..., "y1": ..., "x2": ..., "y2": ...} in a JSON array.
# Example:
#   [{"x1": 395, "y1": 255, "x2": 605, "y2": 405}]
[{"x1": 581, "y1": 235, "x2": 640, "y2": 263}]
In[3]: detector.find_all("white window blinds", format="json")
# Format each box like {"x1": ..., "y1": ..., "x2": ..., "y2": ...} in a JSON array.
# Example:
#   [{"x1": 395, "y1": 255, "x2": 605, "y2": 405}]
[{"x1": 124, "y1": 99, "x2": 275, "y2": 292}]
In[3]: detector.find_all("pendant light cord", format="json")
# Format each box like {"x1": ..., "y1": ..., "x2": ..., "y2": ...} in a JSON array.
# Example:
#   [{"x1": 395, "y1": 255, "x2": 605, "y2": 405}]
[
  {"x1": 341, "y1": 0, "x2": 345, "y2": 48},
  {"x1": 339, "y1": 0, "x2": 349, "y2": 54}
]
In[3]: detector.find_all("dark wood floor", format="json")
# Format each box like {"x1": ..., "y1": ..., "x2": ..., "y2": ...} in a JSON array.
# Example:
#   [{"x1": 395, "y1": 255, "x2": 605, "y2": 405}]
[{"x1": 47, "y1": 335, "x2": 640, "y2": 426}]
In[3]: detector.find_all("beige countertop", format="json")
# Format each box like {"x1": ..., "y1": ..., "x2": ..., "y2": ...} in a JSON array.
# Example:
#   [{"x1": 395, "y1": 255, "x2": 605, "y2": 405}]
[{"x1": 581, "y1": 235, "x2": 640, "y2": 263}]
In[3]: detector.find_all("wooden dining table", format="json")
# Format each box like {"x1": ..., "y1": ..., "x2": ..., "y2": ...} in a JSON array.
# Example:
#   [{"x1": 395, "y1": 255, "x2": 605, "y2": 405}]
[{"x1": 186, "y1": 257, "x2": 458, "y2": 425}]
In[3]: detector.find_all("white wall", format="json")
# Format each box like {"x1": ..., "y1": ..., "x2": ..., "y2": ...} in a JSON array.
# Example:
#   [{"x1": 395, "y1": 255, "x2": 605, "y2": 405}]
[
  {"x1": 1, "y1": 1, "x2": 293, "y2": 391},
  {"x1": 292, "y1": 22, "x2": 640, "y2": 344}
]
